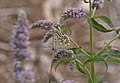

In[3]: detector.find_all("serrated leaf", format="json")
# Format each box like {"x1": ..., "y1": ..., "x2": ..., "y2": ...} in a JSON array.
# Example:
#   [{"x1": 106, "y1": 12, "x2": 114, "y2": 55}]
[
  {"x1": 75, "y1": 60, "x2": 86, "y2": 74},
  {"x1": 100, "y1": 50, "x2": 120, "y2": 58},
  {"x1": 95, "y1": 16, "x2": 114, "y2": 28},
  {"x1": 89, "y1": 18, "x2": 113, "y2": 33},
  {"x1": 84, "y1": 57, "x2": 108, "y2": 71},
  {"x1": 100, "y1": 53, "x2": 109, "y2": 58},
  {"x1": 108, "y1": 50, "x2": 120, "y2": 58},
  {"x1": 107, "y1": 59, "x2": 120, "y2": 63},
  {"x1": 54, "y1": 57, "x2": 75, "y2": 71}
]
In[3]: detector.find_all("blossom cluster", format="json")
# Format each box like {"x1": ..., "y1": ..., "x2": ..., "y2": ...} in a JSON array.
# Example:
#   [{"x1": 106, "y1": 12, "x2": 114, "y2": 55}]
[
  {"x1": 43, "y1": 29, "x2": 54, "y2": 43},
  {"x1": 52, "y1": 50, "x2": 73, "y2": 64},
  {"x1": 30, "y1": 20, "x2": 53, "y2": 30},
  {"x1": 11, "y1": 10, "x2": 35, "y2": 83},
  {"x1": 60, "y1": 8, "x2": 84, "y2": 24}
]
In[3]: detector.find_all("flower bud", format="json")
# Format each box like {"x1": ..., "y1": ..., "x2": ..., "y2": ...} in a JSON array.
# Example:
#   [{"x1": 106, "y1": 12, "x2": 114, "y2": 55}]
[{"x1": 92, "y1": 0, "x2": 104, "y2": 9}]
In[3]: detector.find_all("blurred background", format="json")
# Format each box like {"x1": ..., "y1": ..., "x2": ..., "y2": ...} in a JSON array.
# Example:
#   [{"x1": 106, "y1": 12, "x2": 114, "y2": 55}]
[{"x1": 0, "y1": 0, "x2": 120, "y2": 83}]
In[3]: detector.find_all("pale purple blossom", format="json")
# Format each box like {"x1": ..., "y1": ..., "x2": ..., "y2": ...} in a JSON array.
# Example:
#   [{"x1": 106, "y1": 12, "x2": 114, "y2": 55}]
[
  {"x1": 17, "y1": 34, "x2": 28, "y2": 40},
  {"x1": 30, "y1": 20, "x2": 53, "y2": 30},
  {"x1": 11, "y1": 10, "x2": 35, "y2": 82},
  {"x1": 11, "y1": 24, "x2": 29, "y2": 49},
  {"x1": 12, "y1": 40, "x2": 30, "y2": 48},
  {"x1": 60, "y1": 8, "x2": 84, "y2": 24},
  {"x1": 13, "y1": 61, "x2": 23, "y2": 81},
  {"x1": 13, "y1": 61, "x2": 23, "y2": 72},
  {"x1": 92, "y1": 0, "x2": 104, "y2": 9},
  {"x1": 23, "y1": 69, "x2": 35, "y2": 83},
  {"x1": 13, "y1": 49, "x2": 30, "y2": 59},
  {"x1": 13, "y1": 71, "x2": 23, "y2": 81}
]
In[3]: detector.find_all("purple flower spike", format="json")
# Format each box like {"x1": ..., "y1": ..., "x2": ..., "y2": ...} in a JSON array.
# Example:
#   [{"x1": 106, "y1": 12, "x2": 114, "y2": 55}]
[
  {"x1": 60, "y1": 8, "x2": 84, "y2": 24},
  {"x1": 13, "y1": 61, "x2": 24, "y2": 81},
  {"x1": 11, "y1": 10, "x2": 35, "y2": 82},
  {"x1": 92, "y1": 0, "x2": 104, "y2": 9},
  {"x1": 11, "y1": 18, "x2": 29, "y2": 49},
  {"x1": 30, "y1": 20, "x2": 53, "y2": 30}
]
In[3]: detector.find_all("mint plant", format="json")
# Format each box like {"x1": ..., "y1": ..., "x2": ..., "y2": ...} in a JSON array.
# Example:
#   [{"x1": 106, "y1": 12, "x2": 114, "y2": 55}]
[
  {"x1": 30, "y1": 0, "x2": 120, "y2": 83},
  {"x1": 11, "y1": 10, "x2": 35, "y2": 83}
]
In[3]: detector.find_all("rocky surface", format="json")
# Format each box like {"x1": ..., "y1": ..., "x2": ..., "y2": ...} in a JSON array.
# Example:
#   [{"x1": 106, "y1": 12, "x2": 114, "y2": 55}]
[{"x1": 0, "y1": 0, "x2": 120, "y2": 83}]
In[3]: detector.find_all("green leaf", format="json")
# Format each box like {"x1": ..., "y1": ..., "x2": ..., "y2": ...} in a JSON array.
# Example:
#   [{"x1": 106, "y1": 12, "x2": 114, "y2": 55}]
[
  {"x1": 68, "y1": 48, "x2": 88, "y2": 57},
  {"x1": 54, "y1": 57, "x2": 75, "y2": 71},
  {"x1": 107, "y1": 59, "x2": 120, "y2": 63},
  {"x1": 95, "y1": 16, "x2": 114, "y2": 28},
  {"x1": 69, "y1": 48, "x2": 81, "y2": 54},
  {"x1": 97, "y1": 75, "x2": 104, "y2": 83},
  {"x1": 100, "y1": 50, "x2": 120, "y2": 58},
  {"x1": 108, "y1": 50, "x2": 120, "y2": 58},
  {"x1": 84, "y1": 57, "x2": 108, "y2": 71},
  {"x1": 75, "y1": 60, "x2": 86, "y2": 74},
  {"x1": 100, "y1": 53, "x2": 109, "y2": 58},
  {"x1": 89, "y1": 18, "x2": 113, "y2": 33}
]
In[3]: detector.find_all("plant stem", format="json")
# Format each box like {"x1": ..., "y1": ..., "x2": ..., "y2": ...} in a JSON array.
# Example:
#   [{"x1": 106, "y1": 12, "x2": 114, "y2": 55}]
[
  {"x1": 96, "y1": 34, "x2": 120, "y2": 56},
  {"x1": 89, "y1": 0, "x2": 95, "y2": 83},
  {"x1": 89, "y1": 0, "x2": 93, "y2": 57},
  {"x1": 92, "y1": 7, "x2": 96, "y2": 18},
  {"x1": 69, "y1": 37, "x2": 91, "y2": 57},
  {"x1": 75, "y1": 59, "x2": 93, "y2": 83}
]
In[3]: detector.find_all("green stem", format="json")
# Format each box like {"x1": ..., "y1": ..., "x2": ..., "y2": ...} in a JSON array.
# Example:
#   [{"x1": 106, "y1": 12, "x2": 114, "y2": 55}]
[
  {"x1": 89, "y1": 0, "x2": 95, "y2": 83},
  {"x1": 96, "y1": 34, "x2": 120, "y2": 56},
  {"x1": 92, "y1": 7, "x2": 96, "y2": 18},
  {"x1": 91, "y1": 63, "x2": 94, "y2": 83},
  {"x1": 90, "y1": 26, "x2": 93, "y2": 57},
  {"x1": 89, "y1": 0, "x2": 92, "y2": 17},
  {"x1": 90, "y1": 7, "x2": 97, "y2": 83},
  {"x1": 89, "y1": 0, "x2": 93, "y2": 57},
  {"x1": 75, "y1": 59, "x2": 93, "y2": 83},
  {"x1": 69, "y1": 37, "x2": 91, "y2": 57}
]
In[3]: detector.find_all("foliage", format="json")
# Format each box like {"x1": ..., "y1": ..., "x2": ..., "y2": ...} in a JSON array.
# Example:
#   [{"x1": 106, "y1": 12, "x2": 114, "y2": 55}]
[{"x1": 30, "y1": 0, "x2": 120, "y2": 83}]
